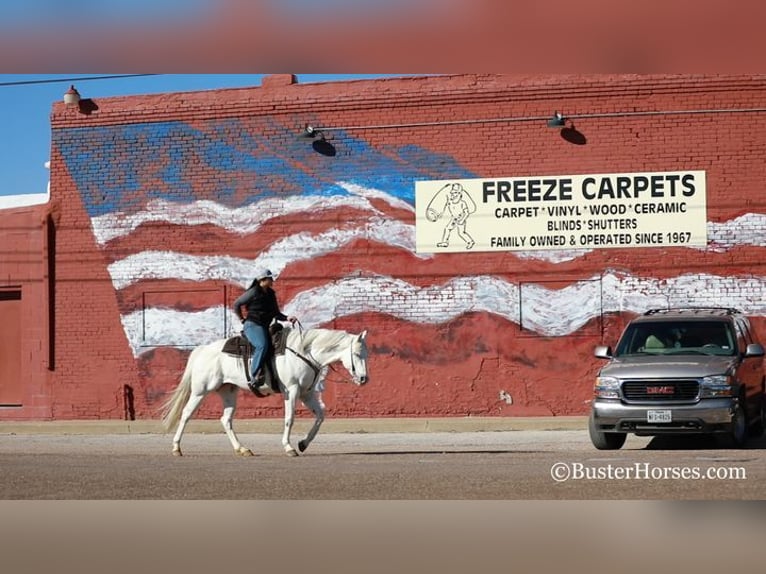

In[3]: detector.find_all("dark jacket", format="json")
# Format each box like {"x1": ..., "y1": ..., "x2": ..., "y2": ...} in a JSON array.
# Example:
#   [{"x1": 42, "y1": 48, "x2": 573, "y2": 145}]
[{"x1": 233, "y1": 284, "x2": 287, "y2": 327}]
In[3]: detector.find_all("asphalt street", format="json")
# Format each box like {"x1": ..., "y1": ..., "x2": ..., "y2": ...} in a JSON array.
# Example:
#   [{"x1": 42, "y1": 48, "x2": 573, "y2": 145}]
[{"x1": 0, "y1": 418, "x2": 764, "y2": 499}]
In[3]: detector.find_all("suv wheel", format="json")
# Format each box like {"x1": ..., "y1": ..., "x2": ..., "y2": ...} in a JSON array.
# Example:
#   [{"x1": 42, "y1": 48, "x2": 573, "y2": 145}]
[
  {"x1": 749, "y1": 394, "x2": 765, "y2": 437},
  {"x1": 719, "y1": 400, "x2": 748, "y2": 448},
  {"x1": 588, "y1": 413, "x2": 627, "y2": 450}
]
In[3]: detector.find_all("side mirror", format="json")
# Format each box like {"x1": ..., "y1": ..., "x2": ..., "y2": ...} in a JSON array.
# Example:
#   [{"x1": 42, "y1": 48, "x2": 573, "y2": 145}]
[
  {"x1": 594, "y1": 345, "x2": 613, "y2": 359},
  {"x1": 745, "y1": 343, "x2": 765, "y2": 357}
]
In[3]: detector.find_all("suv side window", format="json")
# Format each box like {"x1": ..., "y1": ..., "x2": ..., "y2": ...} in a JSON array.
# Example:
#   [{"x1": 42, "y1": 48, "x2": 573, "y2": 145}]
[
  {"x1": 733, "y1": 318, "x2": 751, "y2": 353},
  {"x1": 740, "y1": 318, "x2": 756, "y2": 345}
]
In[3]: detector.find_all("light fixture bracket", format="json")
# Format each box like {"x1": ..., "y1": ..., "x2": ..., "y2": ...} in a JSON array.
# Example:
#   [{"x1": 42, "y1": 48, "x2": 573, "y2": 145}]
[
  {"x1": 547, "y1": 111, "x2": 566, "y2": 128},
  {"x1": 301, "y1": 125, "x2": 326, "y2": 140}
]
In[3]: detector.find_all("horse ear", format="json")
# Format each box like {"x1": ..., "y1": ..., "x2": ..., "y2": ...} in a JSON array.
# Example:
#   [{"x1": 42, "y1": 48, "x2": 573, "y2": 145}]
[{"x1": 358, "y1": 330, "x2": 367, "y2": 341}]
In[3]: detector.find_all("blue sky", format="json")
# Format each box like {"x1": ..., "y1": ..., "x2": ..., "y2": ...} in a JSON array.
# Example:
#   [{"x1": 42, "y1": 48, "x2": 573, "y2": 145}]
[{"x1": 0, "y1": 74, "x2": 414, "y2": 197}]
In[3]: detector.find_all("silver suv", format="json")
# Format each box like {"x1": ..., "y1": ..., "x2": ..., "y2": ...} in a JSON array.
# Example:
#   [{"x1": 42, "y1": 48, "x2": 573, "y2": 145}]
[{"x1": 590, "y1": 308, "x2": 766, "y2": 449}]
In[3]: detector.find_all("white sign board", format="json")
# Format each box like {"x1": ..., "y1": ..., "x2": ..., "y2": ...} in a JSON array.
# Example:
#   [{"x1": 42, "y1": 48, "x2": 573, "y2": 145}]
[{"x1": 415, "y1": 171, "x2": 707, "y2": 253}]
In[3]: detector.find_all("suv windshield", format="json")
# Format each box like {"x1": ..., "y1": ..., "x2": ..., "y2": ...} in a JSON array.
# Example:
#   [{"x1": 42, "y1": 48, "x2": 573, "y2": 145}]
[{"x1": 614, "y1": 320, "x2": 736, "y2": 357}]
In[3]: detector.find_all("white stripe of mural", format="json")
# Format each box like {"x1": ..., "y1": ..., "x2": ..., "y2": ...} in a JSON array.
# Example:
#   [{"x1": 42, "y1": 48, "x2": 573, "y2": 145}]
[
  {"x1": 105, "y1": 212, "x2": 766, "y2": 292},
  {"x1": 89, "y1": 181, "x2": 406, "y2": 245},
  {"x1": 107, "y1": 216, "x2": 423, "y2": 290},
  {"x1": 121, "y1": 271, "x2": 766, "y2": 356},
  {"x1": 90, "y1": 184, "x2": 766, "y2": 264}
]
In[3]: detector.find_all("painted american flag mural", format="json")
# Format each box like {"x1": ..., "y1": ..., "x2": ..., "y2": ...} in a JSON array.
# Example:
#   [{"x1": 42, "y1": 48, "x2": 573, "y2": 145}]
[{"x1": 51, "y1": 105, "x2": 766, "y2": 417}]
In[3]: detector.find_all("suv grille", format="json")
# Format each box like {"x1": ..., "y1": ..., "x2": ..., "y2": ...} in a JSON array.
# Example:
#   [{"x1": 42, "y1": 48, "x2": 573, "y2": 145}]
[{"x1": 622, "y1": 380, "x2": 699, "y2": 402}]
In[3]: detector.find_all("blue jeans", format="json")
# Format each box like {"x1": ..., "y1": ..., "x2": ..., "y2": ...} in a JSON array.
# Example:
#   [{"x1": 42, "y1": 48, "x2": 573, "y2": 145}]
[{"x1": 242, "y1": 320, "x2": 268, "y2": 380}]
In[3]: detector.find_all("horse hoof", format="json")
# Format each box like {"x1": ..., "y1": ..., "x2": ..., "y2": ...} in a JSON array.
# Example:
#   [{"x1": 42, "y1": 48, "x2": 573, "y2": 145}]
[
  {"x1": 172, "y1": 449, "x2": 183, "y2": 457},
  {"x1": 298, "y1": 441, "x2": 307, "y2": 453},
  {"x1": 236, "y1": 448, "x2": 254, "y2": 457},
  {"x1": 285, "y1": 447, "x2": 299, "y2": 457}
]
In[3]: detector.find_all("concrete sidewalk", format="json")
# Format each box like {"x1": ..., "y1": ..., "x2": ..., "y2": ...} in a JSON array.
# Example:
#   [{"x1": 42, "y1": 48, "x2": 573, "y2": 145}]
[{"x1": 0, "y1": 416, "x2": 587, "y2": 435}]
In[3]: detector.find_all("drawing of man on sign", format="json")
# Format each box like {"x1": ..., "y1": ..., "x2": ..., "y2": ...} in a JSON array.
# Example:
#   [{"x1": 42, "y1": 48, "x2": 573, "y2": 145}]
[{"x1": 425, "y1": 182, "x2": 476, "y2": 249}]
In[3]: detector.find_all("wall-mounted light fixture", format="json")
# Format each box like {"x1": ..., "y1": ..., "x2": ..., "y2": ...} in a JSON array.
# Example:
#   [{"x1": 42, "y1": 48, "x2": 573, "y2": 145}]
[
  {"x1": 63, "y1": 85, "x2": 81, "y2": 106},
  {"x1": 545, "y1": 111, "x2": 585, "y2": 144},
  {"x1": 546, "y1": 111, "x2": 566, "y2": 128},
  {"x1": 300, "y1": 124, "x2": 335, "y2": 156},
  {"x1": 301, "y1": 125, "x2": 325, "y2": 140}
]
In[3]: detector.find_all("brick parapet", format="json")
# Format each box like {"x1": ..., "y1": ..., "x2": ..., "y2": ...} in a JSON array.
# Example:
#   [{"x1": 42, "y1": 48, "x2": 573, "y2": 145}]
[{"x1": 50, "y1": 74, "x2": 766, "y2": 130}]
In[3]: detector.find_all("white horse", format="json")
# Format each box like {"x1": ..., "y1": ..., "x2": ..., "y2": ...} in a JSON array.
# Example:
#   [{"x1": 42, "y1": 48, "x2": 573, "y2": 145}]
[{"x1": 160, "y1": 327, "x2": 369, "y2": 457}]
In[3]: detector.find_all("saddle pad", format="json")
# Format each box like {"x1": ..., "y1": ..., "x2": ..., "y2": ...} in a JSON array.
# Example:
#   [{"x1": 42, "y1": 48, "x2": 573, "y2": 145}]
[
  {"x1": 222, "y1": 335, "x2": 250, "y2": 356},
  {"x1": 221, "y1": 328, "x2": 289, "y2": 357}
]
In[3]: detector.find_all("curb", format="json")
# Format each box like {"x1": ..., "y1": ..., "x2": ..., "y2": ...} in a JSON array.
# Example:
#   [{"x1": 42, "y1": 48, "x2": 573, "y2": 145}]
[{"x1": 0, "y1": 416, "x2": 588, "y2": 435}]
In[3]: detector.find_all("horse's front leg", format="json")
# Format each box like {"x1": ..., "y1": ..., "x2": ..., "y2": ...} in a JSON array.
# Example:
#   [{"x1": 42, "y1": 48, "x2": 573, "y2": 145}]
[
  {"x1": 282, "y1": 384, "x2": 300, "y2": 456},
  {"x1": 297, "y1": 390, "x2": 325, "y2": 453}
]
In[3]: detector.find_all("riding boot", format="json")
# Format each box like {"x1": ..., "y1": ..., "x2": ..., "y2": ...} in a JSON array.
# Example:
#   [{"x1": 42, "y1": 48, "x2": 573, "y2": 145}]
[{"x1": 248, "y1": 368, "x2": 265, "y2": 394}]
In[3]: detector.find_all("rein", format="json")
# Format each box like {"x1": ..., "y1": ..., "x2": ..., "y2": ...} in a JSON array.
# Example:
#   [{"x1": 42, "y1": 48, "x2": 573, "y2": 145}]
[
  {"x1": 284, "y1": 319, "x2": 322, "y2": 387},
  {"x1": 286, "y1": 346, "x2": 321, "y2": 380}
]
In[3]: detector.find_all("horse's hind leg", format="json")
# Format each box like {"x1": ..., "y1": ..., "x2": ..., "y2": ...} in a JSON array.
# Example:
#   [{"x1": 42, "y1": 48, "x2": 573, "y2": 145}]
[
  {"x1": 172, "y1": 392, "x2": 205, "y2": 456},
  {"x1": 218, "y1": 384, "x2": 253, "y2": 457},
  {"x1": 297, "y1": 391, "x2": 325, "y2": 453}
]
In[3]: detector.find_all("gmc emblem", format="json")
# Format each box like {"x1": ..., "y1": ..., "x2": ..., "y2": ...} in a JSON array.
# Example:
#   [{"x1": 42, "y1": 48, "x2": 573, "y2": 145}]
[{"x1": 646, "y1": 385, "x2": 675, "y2": 395}]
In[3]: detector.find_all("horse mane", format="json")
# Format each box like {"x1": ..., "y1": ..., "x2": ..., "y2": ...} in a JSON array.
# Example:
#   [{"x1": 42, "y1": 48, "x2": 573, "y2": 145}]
[{"x1": 293, "y1": 328, "x2": 350, "y2": 353}]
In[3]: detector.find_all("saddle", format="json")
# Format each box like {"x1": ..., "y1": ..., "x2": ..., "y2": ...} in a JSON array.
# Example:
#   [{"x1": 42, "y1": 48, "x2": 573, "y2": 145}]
[{"x1": 221, "y1": 324, "x2": 290, "y2": 397}]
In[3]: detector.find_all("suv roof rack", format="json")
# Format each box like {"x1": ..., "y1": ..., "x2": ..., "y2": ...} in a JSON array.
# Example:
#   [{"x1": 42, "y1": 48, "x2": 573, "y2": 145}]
[{"x1": 643, "y1": 307, "x2": 742, "y2": 316}]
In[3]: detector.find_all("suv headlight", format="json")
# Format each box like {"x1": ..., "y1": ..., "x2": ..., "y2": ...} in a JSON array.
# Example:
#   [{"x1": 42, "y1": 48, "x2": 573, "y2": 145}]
[
  {"x1": 594, "y1": 376, "x2": 621, "y2": 399},
  {"x1": 700, "y1": 375, "x2": 734, "y2": 398}
]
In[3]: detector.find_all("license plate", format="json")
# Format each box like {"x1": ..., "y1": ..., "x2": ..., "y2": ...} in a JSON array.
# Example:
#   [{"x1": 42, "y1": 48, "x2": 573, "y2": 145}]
[{"x1": 647, "y1": 410, "x2": 672, "y2": 423}]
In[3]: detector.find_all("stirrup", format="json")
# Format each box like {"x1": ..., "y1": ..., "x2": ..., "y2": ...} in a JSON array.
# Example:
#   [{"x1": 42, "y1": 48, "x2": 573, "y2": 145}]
[
  {"x1": 248, "y1": 380, "x2": 268, "y2": 397},
  {"x1": 248, "y1": 368, "x2": 264, "y2": 388}
]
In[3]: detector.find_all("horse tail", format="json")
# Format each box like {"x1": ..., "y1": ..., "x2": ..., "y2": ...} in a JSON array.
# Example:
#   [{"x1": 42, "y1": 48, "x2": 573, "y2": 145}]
[{"x1": 159, "y1": 347, "x2": 199, "y2": 432}]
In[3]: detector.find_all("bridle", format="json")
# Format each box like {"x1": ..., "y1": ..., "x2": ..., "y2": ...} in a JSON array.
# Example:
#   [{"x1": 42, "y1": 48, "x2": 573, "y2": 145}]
[
  {"x1": 286, "y1": 321, "x2": 365, "y2": 386},
  {"x1": 325, "y1": 341, "x2": 365, "y2": 384},
  {"x1": 290, "y1": 340, "x2": 364, "y2": 385}
]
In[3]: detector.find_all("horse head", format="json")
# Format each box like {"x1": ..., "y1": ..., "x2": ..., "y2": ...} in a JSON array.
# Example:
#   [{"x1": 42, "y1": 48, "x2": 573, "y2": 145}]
[{"x1": 346, "y1": 330, "x2": 369, "y2": 385}]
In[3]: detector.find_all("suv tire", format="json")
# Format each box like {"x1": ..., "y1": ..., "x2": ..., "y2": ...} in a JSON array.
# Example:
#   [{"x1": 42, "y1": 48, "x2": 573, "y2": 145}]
[
  {"x1": 749, "y1": 394, "x2": 765, "y2": 437},
  {"x1": 588, "y1": 413, "x2": 627, "y2": 450},
  {"x1": 718, "y1": 398, "x2": 748, "y2": 448}
]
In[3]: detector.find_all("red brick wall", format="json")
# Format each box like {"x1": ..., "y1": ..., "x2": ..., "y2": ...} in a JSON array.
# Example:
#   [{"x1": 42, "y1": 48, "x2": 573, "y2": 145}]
[
  {"x1": 3, "y1": 73, "x2": 763, "y2": 420},
  {"x1": 0, "y1": 205, "x2": 52, "y2": 418},
  {"x1": 47, "y1": 153, "x2": 140, "y2": 419}
]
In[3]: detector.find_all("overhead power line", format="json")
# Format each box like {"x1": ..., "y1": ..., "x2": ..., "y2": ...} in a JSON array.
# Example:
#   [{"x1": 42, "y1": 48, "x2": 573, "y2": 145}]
[{"x1": 0, "y1": 74, "x2": 160, "y2": 87}]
